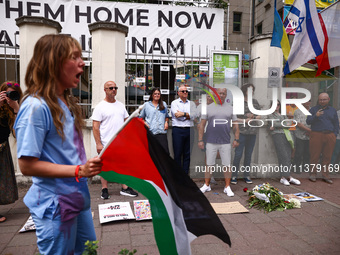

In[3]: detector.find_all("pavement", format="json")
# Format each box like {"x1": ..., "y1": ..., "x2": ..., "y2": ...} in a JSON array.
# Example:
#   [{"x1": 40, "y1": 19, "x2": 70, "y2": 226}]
[{"x1": 1, "y1": 176, "x2": 340, "y2": 255}]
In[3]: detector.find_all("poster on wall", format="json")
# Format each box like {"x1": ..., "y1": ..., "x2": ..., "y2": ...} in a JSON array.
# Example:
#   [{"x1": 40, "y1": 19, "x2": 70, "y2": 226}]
[{"x1": 209, "y1": 50, "x2": 242, "y2": 104}]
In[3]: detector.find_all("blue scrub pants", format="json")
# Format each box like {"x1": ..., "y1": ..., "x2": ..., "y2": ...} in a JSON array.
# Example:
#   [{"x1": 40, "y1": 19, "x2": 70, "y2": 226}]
[{"x1": 31, "y1": 206, "x2": 96, "y2": 255}]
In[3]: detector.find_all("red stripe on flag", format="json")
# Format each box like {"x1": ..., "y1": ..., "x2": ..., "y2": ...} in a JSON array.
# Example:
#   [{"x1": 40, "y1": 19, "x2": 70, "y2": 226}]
[
  {"x1": 100, "y1": 118, "x2": 167, "y2": 194},
  {"x1": 316, "y1": 13, "x2": 330, "y2": 77}
]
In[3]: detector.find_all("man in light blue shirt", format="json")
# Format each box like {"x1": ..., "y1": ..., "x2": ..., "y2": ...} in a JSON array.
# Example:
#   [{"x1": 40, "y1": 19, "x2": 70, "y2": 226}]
[{"x1": 171, "y1": 85, "x2": 197, "y2": 174}]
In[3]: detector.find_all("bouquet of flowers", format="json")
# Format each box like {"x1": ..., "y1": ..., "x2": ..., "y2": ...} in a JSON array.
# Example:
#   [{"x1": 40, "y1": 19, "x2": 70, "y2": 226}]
[{"x1": 244, "y1": 183, "x2": 301, "y2": 213}]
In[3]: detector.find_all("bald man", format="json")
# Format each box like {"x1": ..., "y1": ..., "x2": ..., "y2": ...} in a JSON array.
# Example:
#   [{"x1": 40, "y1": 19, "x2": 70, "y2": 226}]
[{"x1": 306, "y1": 93, "x2": 339, "y2": 184}]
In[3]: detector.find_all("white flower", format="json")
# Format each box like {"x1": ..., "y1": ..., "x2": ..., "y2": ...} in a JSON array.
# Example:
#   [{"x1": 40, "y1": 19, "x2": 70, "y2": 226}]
[{"x1": 289, "y1": 198, "x2": 301, "y2": 208}]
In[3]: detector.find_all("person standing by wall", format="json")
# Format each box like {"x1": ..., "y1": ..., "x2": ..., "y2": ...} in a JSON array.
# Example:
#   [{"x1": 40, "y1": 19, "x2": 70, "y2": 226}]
[
  {"x1": 171, "y1": 85, "x2": 197, "y2": 174},
  {"x1": 293, "y1": 100, "x2": 311, "y2": 173},
  {"x1": 198, "y1": 88, "x2": 239, "y2": 197},
  {"x1": 0, "y1": 81, "x2": 22, "y2": 223},
  {"x1": 307, "y1": 93, "x2": 339, "y2": 183},
  {"x1": 92, "y1": 81, "x2": 138, "y2": 199},
  {"x1": 140, "y1": 87, "x2": 169, "y2": 154},
  {"x1": 268, "y1": 100, "x2": 301, "y2": 186},
  {"x1": 14, "y1": 34, "x2": 103, "y2": 254},
  {"x1": 231, "y1": 84, "x2": 260, "y2": 185}
]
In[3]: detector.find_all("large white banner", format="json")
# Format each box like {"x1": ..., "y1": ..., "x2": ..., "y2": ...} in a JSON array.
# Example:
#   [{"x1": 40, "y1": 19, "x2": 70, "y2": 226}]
[{"x1": 0, "y1": 0, "x2": 224, "y2": 58}]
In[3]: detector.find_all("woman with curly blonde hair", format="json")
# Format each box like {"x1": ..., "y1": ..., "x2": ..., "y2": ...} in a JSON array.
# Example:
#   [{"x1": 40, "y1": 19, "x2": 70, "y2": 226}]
[
  {"x1": 0, "y1": 81, "x2": 22, "y2": 223},
  {"x1": 14, "y1": 34, "x2": 102, "y2": 254}
]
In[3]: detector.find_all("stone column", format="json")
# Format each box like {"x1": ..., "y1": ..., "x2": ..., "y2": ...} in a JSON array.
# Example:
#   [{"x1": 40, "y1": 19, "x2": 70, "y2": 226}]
[
  {"x1": 13, "y1": 17, "x2": 61, "y2": 181},
  {"x1": 249, "y1": 33, "x2": 283, "y2": 178},
  {"x1": 16, "y1": 16, "x2": 62, "y2": 92},
  {"x1": 88, "y1": 22, "x2": 128, "y2": 108}
]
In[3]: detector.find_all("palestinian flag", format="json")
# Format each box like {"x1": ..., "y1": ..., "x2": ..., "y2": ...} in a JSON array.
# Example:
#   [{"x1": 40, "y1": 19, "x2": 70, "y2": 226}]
[{"x1": 99, "y1": 117, "x2": 231, "y2": 255}]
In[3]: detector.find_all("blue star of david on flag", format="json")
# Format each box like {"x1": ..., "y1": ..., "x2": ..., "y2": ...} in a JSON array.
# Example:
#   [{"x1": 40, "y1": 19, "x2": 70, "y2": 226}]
[{"x1": 296, "y1": 17, "x2": 305, "y2": 33}]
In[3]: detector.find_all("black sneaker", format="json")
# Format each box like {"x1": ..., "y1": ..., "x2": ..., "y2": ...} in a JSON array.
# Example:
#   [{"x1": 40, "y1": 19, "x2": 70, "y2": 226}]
[
  {"x1": 101, "y1": 188, "x2": 110, "y2": 199},
  {"x1": 120, "y1": 187, "x2": 138, "y2": 197},
  {"x1": 230, "y1": 177, "x2": 237, "y2": 185}
]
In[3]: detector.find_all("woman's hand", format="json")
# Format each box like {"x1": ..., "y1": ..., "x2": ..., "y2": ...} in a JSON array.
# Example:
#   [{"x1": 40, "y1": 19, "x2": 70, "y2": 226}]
[
  {"x1": 0, "y1": 91, "x2": 6, "y2": 107},
  {"x1": 79, "y1": 157, "x2": 102, "y2": 178}
]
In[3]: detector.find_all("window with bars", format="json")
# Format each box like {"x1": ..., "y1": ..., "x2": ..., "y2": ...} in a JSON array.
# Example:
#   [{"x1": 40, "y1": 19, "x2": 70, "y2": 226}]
[{"x1": 233, "y1": 12, "x2": 242, "y2": 32}]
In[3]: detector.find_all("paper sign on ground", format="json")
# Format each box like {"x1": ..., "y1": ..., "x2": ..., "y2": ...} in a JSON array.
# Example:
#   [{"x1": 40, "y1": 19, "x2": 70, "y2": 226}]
[
  {"x1": 294, "y1": 192, "x2": 324, "y2": 202},
  {"x1": 211, "y1": 201, "x2": 249, "y2": 214},
  {"x1": 133, "y1": 200, "x2": 152, "y2": 221},
  {"x1": 98, "y1": 202, "x2": 135, "y2": 223},
  {"x1": 19, "y1": 216, "x2": 36, "y2": 233}
]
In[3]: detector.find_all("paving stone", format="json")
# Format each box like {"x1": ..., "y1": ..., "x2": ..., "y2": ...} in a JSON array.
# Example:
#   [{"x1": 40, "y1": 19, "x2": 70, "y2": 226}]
[
  {"x1": 272, "y1": 215, "x2": 302, "y2": 226},
  {"x1": 223, "y1": 213, "x2": 252, "y2": 224},
  {"x1": 244, "y1": 212, "x2": 273, "y2": 224},
  {"x1": 130, "y1": 233, "x2": 156, "y2": 247},
  {"x1": 255, "y1": 221, "x2": 287, "y2": 233},
  {"x1": 277, "y1": 239, "x2": 316, "y2": 254},
  {"x1": 311, "y1": 242, "x2": 340, "y2": 254},
  {"x1": 133, "y1": 245, "x2": 160, "y2": 255},
  {"x1": 233, "y1": 221, "x2": 262, "y2": 232},
  {"x1": 269, "y1": 230, "x2": 299, "y2": 242},
  {"x1": 0, "y1": 233, "x2": 14, "y2": 245},
  {"x1": 291, "y1": 213, "x2": 324, "y2": 227},
  {"x1": 99, "y1": 244, "x2": 132, "y2": 255},
  {"x1": 300, "y1": 233, "x2": 331, "y2": 245},
  {"x1": 256, "y1": 245, "x2": 291, "y2": 255},
  {"x1": 129, "y1": 223, "x2": 154, "y2": 235},
  {"x1": 102, "y1": 221, "x2": 130, "y2": 232},
  {"x1": 192, "y1": 234, "x2": 224, "y2": 245},
  {"x1": 191, "y1": 243, "x2": 230, "y2": 255},
  {"x1": 225, "y1": 230, "x2": 251, "y2": 248},
  {"x1": 0, "y1": 245, "x2": 37, "y2": 255},
  {"x1": 241, "y1": 230, "x2": 278, "y2": 249},
  {"x1": 101, "y1": 231, "x2": 131, "y2": 246},
  {"x1": 7, "y1": 232, "x2": 36, "y2": 247},
  {"x1": 285, "y1": 225, "x2": 315, "y2": 236}
]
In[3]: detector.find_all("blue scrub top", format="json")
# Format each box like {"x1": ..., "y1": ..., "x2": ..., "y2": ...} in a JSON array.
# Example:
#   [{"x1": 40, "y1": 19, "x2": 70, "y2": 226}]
[{"x1": 14, "y1": 96, "x2": 90, "y2": 220}]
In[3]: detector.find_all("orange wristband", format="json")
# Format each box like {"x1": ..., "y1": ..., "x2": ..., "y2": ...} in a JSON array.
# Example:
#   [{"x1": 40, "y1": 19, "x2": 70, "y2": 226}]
[{"x1": 75, "y1": 165, "x2": 81, "y2": 182}]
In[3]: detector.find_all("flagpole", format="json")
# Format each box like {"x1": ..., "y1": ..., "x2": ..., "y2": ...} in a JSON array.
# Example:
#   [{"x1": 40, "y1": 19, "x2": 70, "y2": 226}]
[
  {"x1": 98, "y1": 104, "x2": 145, "y2": 158},
  {"x1": 320, "y1": 0, "x2": 340, "y2": 13}
]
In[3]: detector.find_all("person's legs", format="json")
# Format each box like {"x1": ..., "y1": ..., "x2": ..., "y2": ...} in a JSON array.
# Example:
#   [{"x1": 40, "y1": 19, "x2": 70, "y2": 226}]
[
  {"x1": 219, "y1": 143, "x2": 232, "y2": 188},
  {"x1": 272, "y1": 133, "x2": 292, "y2": 179},
  {"x1": 172, "y1": 127, "x2": 184, "y2": 170},
  {"x1": 309, "y1": 132, "x2": 323, "y2": 178},
  {"x1": 302, "y1": 139, "x2": 310, "y2": 170},
  {"x1": 243, "y1": 134, "x2": 256, "y2": 178},
  {"x1": 205, "y1": 143, "x2": 218, "y2": 186},
  {"x1": 232, "y1": 133, "x2": 245, "y2": 179},
  {"x1": 293, "y1": 138, "x2": 304, "y2": 173},
  {"x1": 182, "y1": 128, "x2": 191, "y2": 174},
  {"x1": 75, "y1": 208, "x2": 96, "y2": 255},
  {"x1": 32, "y1": 204, "x2": 78, "y2": 255},
  {"x1": 322, "y1": 133, "x2": 336, "y2": 179}
]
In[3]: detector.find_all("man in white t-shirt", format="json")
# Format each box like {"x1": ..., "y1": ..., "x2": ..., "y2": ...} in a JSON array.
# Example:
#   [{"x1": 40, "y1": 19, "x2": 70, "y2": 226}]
[{"x1": 91, "y1": 81, "x2": 138, "y2": 199}]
